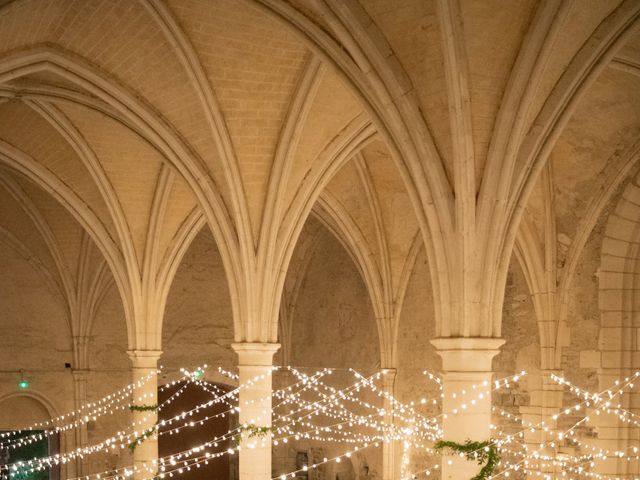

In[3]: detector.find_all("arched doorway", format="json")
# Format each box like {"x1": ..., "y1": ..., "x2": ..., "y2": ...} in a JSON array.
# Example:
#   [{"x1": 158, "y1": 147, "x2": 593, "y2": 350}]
[{"x1": 0, "y1": 395, "x2": 60, "y2": 480}]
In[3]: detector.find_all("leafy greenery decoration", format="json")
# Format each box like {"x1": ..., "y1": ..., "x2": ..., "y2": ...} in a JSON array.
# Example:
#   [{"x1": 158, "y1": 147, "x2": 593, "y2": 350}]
[
  {"x1": 128, "y1": 425, "x2": 158, "y2": 452},
  {"x1": 234, "y1": 424, "x2": 273, "y2": 445},
  {"x1": 434, "y1": 439, "x2": 500, "y2": 480},
  {"x1": 129, "y1": 404, "x2": 158, "y2": 412}
]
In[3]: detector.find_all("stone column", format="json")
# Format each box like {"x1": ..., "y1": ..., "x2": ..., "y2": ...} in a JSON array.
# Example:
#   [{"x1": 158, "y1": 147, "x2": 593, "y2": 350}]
[
  {"x1": 232, "y1": 342, "x2": 279, "y2": 480},
  {"x1": 127, "y1": 350, "x2": 162, "y2": 480},
  {"x1": 518, "y1": 370, "x2": 564, "y2": 478},
  {"x1": 431, "y1": 338, "x2": 504, "y2": 480},
  {"x1": 72, "y1": 369, "x2": 90, "y2": 477},
  {"x1": 380, "y1": 368, "x2": 398, "y2": 480}
]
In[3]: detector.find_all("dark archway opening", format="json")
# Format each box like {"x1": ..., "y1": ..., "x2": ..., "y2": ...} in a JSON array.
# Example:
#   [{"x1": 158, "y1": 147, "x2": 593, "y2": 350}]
[
  {"x1": 0, "y1": 431, "x2": 59, "y2": 480},
  {"x1": 158, "y1": 381, "x2": 237, "y2": 480}
]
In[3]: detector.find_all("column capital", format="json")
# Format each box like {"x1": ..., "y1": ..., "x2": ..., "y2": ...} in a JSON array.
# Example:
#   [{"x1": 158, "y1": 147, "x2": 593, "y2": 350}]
[
  {"x1": 431, "y1": 337, "x2": 504, "y2": 372},
  {"x1": 127, "y1": 349, "x2": 162, "y2": 368},
  {"x1": 380, "y1": 368, "x2": 397, "y2": 389},
  {"x1": 232, "y1": 342, "x2": 280, "y2": 366}
]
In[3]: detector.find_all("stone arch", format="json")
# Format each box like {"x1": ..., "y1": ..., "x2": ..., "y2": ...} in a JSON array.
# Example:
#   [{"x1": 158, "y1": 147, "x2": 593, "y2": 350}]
[
  {"x1": 0, "y1": 392, "x2": 64, "y2": 480},
  {"x1": 161, "y1": 222, "x2": 236, "y2": 375},
  {"x1": 0, "y1": 46, "x2": 243, "y2": 348},
  {"x1": 0, "y1": 391, "x2": 59, "y2": 425},
  {"x1": 594, "y1": 173, "x2": 640, "y2": 475},
  {"x1": 282, "y1": 217, "x2": 380, "y2": 371}
]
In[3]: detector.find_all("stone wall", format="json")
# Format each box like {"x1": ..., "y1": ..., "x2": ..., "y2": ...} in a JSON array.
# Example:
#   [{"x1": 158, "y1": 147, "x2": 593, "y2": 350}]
[{"x1": 276, "y1": 227, "x2": 381, "y2": 479}]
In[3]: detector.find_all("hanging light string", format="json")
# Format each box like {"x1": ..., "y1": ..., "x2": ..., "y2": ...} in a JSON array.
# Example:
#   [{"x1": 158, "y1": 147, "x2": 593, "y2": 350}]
[
  {"x1": 67, "y1": 371, "x2": 343, "y2": 480},
  {"x1": 156, "y1": 368, "x2": 333, "y2": 442},
  {"x1": 0, "y1": 369, "x2": 162, "y2": 446},
  {"x1": 270, "y1": 369, "x2": 526, "y2": 480},
  {"x1": 397, "y1": 372, "x2": 558, "y2": 479},
  {"x1": 3, "y1": 370, "x2": 560, "y2": 480},
  {"x1": 272, "y1": 442, "x2": 375, "y2": 480},
  {"x1": 2, "y1": 367, "x2": 274, "y2": 474},
  {"x1": 1, "y1": 376, "x2": 207, "y2": 480},
  {"x1": 156, "y1": 369, "x2": 395, "y2": 464},
  {"x1": 269, "y1": 371, "x2": 388, "y2": 440},
  {"x1": 486, "y1": 371, "x2": 640, "y2": 479},
  {"x1": 274, "y1": 368, "x2": 441, "y2": 443},
  {"x1": 397, "y1": 369, "x2": 529, "y2": 469},
  {"x1": 273, "y1": 395, "x2": 438, "y2": 448},
  {"x1": 492, "y1": 440, "x2": 640, "y2": 480},
  {"x1": 551, "y1": 372, "x2": 640, "y2": 425},
  {"x1": 10, "y1": 364, "x2": 640, "y2": 480},
  {"x1": 0, "y1": 366, "x2": 530, "y2": 480},
  {"x1": 5, "y1": 366, "x2": 340, "y2": 476},
  {"x1": 496, "y1": 371, "x2": 640, "y2": 456},
  {"x1": 0, "y1": 366, "x2": 211, "y2": 452},
  {"x1": 155, "y1": 367, "x2": 333, "y2": 455},
  {"x1": 492, "y1": 401, "x2": 640, "y2": 464},
  {"x1": 1, "y1": 366, "x2": 440, "y2": 478},
  {"x1": 271, "y1": 368, "x2": 436, "y2": 447}
]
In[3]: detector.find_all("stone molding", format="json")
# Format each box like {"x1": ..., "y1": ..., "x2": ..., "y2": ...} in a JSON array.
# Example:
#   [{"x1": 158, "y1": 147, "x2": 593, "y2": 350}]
[
  {"x1": 431, "y1": 337, "x2": 505, "y2": 372},
  {"x1": 127, "y1": 349, "x2": 163, "y2": 369},
  {"x1": 232, "y1": 342, "x2": 280, "y2": 366}
]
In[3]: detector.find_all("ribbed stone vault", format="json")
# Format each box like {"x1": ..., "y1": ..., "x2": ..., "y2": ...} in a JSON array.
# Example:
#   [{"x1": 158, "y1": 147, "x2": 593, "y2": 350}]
[{"x1": 1, "y1": 0, "x2": 640, "y2": 478}]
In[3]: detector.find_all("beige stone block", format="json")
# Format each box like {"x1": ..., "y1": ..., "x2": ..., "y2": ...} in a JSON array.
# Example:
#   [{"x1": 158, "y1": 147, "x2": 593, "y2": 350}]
[
  {"x1": 599, "y1": 370, "x2": 626, "y2": 387},
  {"x1": 597, "y1": 271, "x2": 626, "y2": 289},
  {"x1": 601, "y1": 311, "x2": 623, "y2": 327},
  {"x1": 628, "y1": 241, "x2": 640, "y2": 260},
  {"x1": 526, "y1": 391, "x2": 543, "y2": 406},
  {"x1": 601, "y1": 351, "x2": 627, "y2": 368},
  {"x1": 616, "y1": 198, "x2": 640, "y2": 220},
  {"x1": 605, "y1": 215, "x2": 638, "y2": 240},
  {"x1": 627, "y1": 391, "x2": 640, "y2": 408},
  {"x1": 595, "y1": 427, "x2": 625, "y2": 440},
  {"x1": 632, "y1": 351, "x2": 640, "y2": 368},
  {"x1": 592, "y1": 456, "x2": 620, "y2": 474},
  {"x1": 599, "y1": 289, "x2": 624, "y2": 311},
  {"x1": 598, "y1": 328, "x2": 626, "y2": 351},
  {"x1": 580, "y1": 350, "x2": 601, "y2": 368},
  {"x1": 623, "y1": 184, "x2": 640, "y2": 205},
  {"x1": 600, "y1": 254, "x2": 629, "y2": 273},
  {"x1": 601, "y1": 237, "x2": 631, "y2": 257}
]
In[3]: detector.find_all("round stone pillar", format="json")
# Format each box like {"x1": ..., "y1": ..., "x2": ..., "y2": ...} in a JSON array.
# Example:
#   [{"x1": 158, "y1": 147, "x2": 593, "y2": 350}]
[
  {"x1": 431, "y1": 338, "x2": 504, "y2": 480},
  {"x1": 232, "y1": 342, "x2": 279, "y2": 480},
  {"x1": 127, "y1": 349, "x2": 162, "y2": 480},
  {"x1": 72, "y1": 369, "x2": 90, "y2": 477},
  {"x1": 380, "y1": 368, "x2": 399, "y2": 480}
]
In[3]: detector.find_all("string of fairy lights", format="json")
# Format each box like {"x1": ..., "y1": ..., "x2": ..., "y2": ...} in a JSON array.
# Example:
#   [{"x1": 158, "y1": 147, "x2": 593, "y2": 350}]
[{"x1": 2, "y1": 365, "x2": 640, "y2": 479}]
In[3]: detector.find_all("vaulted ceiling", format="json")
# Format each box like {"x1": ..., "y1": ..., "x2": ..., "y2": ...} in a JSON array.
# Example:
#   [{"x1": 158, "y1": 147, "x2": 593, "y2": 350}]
[{"x1": 0, "y1": 0, "x2": 638, "y2": 366}]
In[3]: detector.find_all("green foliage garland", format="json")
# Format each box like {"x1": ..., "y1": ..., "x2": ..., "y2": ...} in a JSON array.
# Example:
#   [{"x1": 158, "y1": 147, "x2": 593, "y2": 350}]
[
  {"x1": 434, "y1": 439, "x2": 500, "y2": 480},
  {"x1": 234, "y1": 424, "x2": 273, "y2": 445},
  {"x1": 128, "y1": 425, "x2": 157, "y2": 452},
  {"x1": 128, "y1": 405, "x2": 159, "y2": 451},
  {"x1": 129, "y1": 404, "x2": 158, "y2": 412}
]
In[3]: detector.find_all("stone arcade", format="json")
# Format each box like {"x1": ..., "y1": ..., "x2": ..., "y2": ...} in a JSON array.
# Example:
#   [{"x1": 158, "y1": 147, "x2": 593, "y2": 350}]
[{"x1": 0, "y1": 0, "x2": 640, "y2": 479}]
